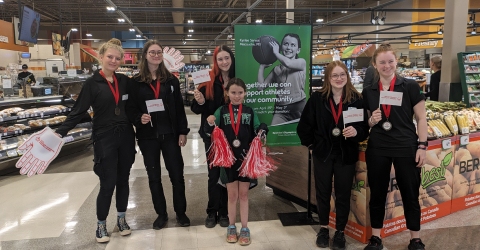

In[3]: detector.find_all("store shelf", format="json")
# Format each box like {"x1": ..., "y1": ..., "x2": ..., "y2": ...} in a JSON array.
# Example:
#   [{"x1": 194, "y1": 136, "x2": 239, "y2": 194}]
[
  {"x1": 0, "y1": 95, "x2": 64, "y2": 106},
  {"x1": 458, "y1": 51, "x2": 480, "y2": 107},
  {"x1": 463, "y1": 62, "x2": 480, "y2": 65},
  {"x1": 464, "y1": 71, "x2": 480, "y2": 74}
]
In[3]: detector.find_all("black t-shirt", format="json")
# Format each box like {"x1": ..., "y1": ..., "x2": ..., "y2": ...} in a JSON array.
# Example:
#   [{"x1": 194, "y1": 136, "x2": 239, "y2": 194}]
[
  {"x1": 362, "y1": 76, "x2": 425, "y2": 157},
  {"x1": 17, "y1": 71, "x2": 36, "y2": 84}
]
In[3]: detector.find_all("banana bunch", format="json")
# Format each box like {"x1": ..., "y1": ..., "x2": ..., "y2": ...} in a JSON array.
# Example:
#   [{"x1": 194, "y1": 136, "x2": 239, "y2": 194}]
[
  {"x1": 456, "y1": 114, "x2": 470, "y2": 134},
  {"x1": 442, "y1": 112, "x2": 458, "y2": 135}
]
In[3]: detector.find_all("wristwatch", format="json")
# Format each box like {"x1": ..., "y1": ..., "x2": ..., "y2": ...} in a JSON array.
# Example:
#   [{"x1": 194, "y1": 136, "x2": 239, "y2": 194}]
[{"x1": 418, "y1": 141, "x2": 428, "y2": 149}]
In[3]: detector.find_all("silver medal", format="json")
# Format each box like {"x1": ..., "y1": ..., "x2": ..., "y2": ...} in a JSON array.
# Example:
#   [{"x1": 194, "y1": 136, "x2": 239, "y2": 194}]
[
  {"x1": 232, "y1": 139, "x2": 241, "y2": 148},
  {"x1": 382, "y1": 121, "x2": 392, "y2": 131},
  {"x1": 332, "y1": 127, "x2": 341, "y2": 137}
]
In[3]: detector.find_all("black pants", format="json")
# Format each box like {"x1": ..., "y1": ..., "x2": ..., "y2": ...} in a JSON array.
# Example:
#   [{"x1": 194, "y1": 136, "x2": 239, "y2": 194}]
[
  {"x1": 204, "y1": 140, "x2": 228, "y2": 216},
  {"x1": 138, "y1": 134, "x2": 187, "y2": 215},
  {"x1": 313, "y1": 153, "x2": 355, "y2": 231},
  {"x1": 366, "y1": 150, "x2": 421, "y2": 231},
  {"x1": 93, "y1": 125, "x2": 136, "y2": 221}
]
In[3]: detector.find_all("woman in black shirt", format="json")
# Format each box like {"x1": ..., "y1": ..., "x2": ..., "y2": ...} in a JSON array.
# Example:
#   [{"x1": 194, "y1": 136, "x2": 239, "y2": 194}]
[
  {"x1": 126, "y1": 40, "x2": 190, "y2": 230},
  {"x1": 425, "y1": 55, "x2": 441, "y2": 101},
  {"x1": 56, "y1": 38, "x2": 136, "y2": 243},
  {"x1": 190, "y1": 45, "x2": 235, "y2": 228},
  {"x1": 362, "y1": 44, "x2": 427, "y2": 250}
]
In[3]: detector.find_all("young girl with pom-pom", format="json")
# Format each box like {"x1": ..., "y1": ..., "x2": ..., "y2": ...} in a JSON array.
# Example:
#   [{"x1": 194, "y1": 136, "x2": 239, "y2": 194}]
[{"x1": 205, "y1": 77, "x2": 268, "y2": 246}]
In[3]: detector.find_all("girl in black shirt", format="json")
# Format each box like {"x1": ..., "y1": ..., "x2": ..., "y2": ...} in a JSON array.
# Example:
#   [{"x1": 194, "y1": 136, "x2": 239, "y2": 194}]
[
  {"x1": 56, "y1": 38, "x2": 136, "y2": 243},
  {"x1": 126, "y1": 40, "x2": 190, "y2": 230}
]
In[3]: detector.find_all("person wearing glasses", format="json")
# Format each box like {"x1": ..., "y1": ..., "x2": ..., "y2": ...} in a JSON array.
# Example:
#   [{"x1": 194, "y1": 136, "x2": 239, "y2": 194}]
[
  {"x1": 126, "y1": 40, "x2": 191, "y2": 230},
  {"x1": 56, "y1": 38, "x2": 136, "y2": 243},
  {"x1": 297, "y1": 61, "x2": 369, "y2": 250}
]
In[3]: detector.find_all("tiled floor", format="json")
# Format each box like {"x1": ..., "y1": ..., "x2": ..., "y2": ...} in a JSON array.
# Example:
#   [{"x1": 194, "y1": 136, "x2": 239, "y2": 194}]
[{"x1": 1, "y1": 108, "x2": 480, "y2": 250}]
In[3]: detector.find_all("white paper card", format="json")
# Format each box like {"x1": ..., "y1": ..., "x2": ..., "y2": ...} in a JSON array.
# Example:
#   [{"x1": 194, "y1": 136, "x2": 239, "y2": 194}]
[
  {"x1": 146, "y1": 99, "x2": 165, "y2": 113},
  {"x1": 379, "y1": 91, "x2": 403, "y2": 106},
  {"x1": 2, "y1": 79, "x2": 12, "y2": 88},
  {"x1": 191, "y1": 70, "x2": 211, "y2": 84},
  {"x1": 343, "y1": 109, "x2": 364, "y2": 124}
]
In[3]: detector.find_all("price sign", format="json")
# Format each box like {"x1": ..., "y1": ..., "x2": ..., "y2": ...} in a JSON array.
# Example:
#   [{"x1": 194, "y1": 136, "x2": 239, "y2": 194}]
[
  {"x1": 441, "y1": 139, "x2": 452, "y2": 150},
  {"x1": 2, "y1": 79, "x2": 12, "y2": 88},
  {"x1": 460, "y1": 135, "x2": 469, "y2": 146}
]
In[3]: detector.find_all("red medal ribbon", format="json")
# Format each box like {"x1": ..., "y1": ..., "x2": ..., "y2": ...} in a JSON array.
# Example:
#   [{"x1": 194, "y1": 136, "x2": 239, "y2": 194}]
[
  {"x1": 329, "y1": 97, "x2": 343, "y2": 126},
  {"x1": 378, "y1": 76, "x2": 396, "y2": 119},
  {"x1": 99, "y1": 70, "x2": 119, "y2": 105},
  {"x1": 149, "y1": 79, "x2": 161, "y2": 99},
  {"x1": 228, "y1": 103, "x2": 243, "y2": 138}
]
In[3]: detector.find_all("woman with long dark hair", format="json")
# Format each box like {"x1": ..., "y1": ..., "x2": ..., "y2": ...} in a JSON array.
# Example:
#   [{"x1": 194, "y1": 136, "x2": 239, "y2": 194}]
[
  {"x1": 126, "y1": 40, "x2": 190, "y2": 230},
  {"x1": 191, "y1": 45, "x2": 235, "y2": 228}
]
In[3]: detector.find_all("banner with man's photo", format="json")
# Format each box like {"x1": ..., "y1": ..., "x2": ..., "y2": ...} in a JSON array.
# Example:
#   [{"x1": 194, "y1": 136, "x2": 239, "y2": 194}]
[{"x1": 235, "y1": 25, "x2": 311, "y2": 146}]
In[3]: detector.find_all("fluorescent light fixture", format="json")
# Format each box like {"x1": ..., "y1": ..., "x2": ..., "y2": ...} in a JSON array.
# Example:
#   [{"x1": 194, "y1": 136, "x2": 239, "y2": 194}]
[
  {"x1": 187, "y1": 20, "x2": 194, "y2": 23},
  {"x1": 118, "y1": 18, "x2": 125, "y2": 22},
  {"x1": 472, "y1": 27, "x2": 477, "y2": 35},
  {"x1": 182, "y1": 40, "x2": 186, "y2": 45},
  {"x1": 437, "y1": 25, "x2": 443, "y2": 35},
  {"x1": 86, "y1": 33, "x2": 92, "y2": 37},
  {"x1": 255, "y1": 19, "x2": 262, "y2": 23},
  {"x1": 188, "y1": 29, "x2": 194, "y2": 32},
  {"x1": 207, "y1": 50, "x2": 211, "y2": 54},
  {"x1": 136, "y1": 34, "x2": 141, "y2": 38},
  {"x1": 187, "y1": 34, "x2": 192, "y2": 37},
  {"x1": 106, "y1": 6, "x2": 115, "y2": 11},
  {"x1": 71, "y1": 28, "x2": 78, "y2": 31},
  {"x1": 316, "y1": 18, "x2": 324, "y2": 23},
  {"x1": 129, "y1": 28, "x2": 135, "y2": 32},
  {"x1": 323, "y1": 43, "x2": 326, "y2": 48},
  {"x1": 378, "y1": 16, "x2": 386, "y2": 25},
  {"x1": 341, "y1": 11, "x2": 348, "y2": 14}
]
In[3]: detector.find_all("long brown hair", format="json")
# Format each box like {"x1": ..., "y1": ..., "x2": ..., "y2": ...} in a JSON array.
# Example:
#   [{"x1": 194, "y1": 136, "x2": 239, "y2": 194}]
[
  {"x1": 320, "y1": 61, "x2": 361, "y2": 103},
  {"x1": 198, "y1": 45, "x2": 235, "y2": 100},
  {"x1": 137, "y1": 40, "x2": 172, "y2": 83}
]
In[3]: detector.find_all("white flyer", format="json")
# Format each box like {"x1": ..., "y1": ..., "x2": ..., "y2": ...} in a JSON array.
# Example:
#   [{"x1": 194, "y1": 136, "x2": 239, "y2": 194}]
[
  {"x1": 146, "y1": 99, "x2": 165, "y2": 113},
  {"x1": 379, "y1": 91, "x2": 403, "y2": 106},
  {"x1": 343, "y1": 109, "x2": 364, "y2": 124},
  {"x1": 191, "y1": 70, "x2": 211, "y2": 85}
]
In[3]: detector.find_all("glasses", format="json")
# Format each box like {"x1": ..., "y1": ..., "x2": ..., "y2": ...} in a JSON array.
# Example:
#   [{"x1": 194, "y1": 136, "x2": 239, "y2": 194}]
[
  {"x1": 331, "y1": 73, "x2": 347, "y2": 80},
  {"x1": 148, "y1": 51, "x2": 163, "y2": 57}
]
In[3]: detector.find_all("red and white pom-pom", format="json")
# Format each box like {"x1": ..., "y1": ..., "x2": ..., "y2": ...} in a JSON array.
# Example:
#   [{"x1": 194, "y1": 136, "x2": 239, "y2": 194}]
[
  {"x1": 207, "y1": 126, "x2": 236, "y2": 168},
  {"x1": 239, "y1": 134, "x2": 277, "y2": 179}
]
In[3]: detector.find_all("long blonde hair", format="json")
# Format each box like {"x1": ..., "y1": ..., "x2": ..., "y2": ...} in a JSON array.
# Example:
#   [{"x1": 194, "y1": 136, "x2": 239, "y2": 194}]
[{"x1": 320, "y1": 61, "x2": 361, "y2": 103}]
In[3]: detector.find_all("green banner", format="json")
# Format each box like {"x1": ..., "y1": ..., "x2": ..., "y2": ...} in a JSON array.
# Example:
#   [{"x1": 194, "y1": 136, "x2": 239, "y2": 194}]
[{"x1": 235, "y1": 25, "x2": 311, "y2": 146}]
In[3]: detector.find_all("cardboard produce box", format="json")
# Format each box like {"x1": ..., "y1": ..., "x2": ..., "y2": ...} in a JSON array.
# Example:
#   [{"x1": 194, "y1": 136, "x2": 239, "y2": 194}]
[{"x1": 451, "y1": 132, "x2": 480, "y2": 212}]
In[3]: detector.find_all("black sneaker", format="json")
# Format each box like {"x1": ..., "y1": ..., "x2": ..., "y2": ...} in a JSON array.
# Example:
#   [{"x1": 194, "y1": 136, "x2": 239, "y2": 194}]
[
  {"x1": 176, "y1": 213, "x2": 191, "y2": 227},
  {"x1": 205, "y1": 212, "x2": 217, "y2": 228},
  {"x1": 117, "y1": 216, "x2": 131, "y2": 236},
  {"x1": 332, "y1": 230, "x2": 346, "y2": 250},
  {"x1": 364, "y1": 235, "x2": 383, "y2": 250},
  {"x1": 153, "y1": 213, "x2": 168, "y2": 230},
  {"x1": 316, "y1": 227, "x2": 329, "y2": 248},
  {"x1": 218, "y1": 214, "x2": 229, "y2": 227},
  {"x1": 96, "y1": 222, "x2": 110, "y2": 243},
  {"x1": 408, "y1": 238, "x2": 425, "y2": 250}
]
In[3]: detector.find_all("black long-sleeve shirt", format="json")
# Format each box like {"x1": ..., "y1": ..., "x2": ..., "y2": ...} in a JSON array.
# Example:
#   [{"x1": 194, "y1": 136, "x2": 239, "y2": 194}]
[
  {"x1": 56, "y1": 70, "x2": 131, "y2": 137},
  {"x1": 17, "y1": 71, "x2": 36, "y2": 84},
  {"x1": 425, "y1": 70, "x2": 440, "y2": 101}
]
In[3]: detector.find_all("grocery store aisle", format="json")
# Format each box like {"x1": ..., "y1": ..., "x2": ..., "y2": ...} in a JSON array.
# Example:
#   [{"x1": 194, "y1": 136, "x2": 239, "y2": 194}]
[{"x1": 0, "y1": 108, "x2": 479, "y2": 250}]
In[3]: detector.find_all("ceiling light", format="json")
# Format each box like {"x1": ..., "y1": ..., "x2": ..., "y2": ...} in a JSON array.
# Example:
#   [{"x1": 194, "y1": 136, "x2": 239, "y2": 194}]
[
  {"x1": 0, "y1": 0, "x2": 4, "y2": 2},
  {"x1": 437, "y1": 25, "x2": 443, "y2": 35},
  {"x1": 323, "y1": 43, "x2": 326, "y2": 47},
  {"x1": 371, "y1": 11, "x2": 378, "y2": 25},
  {"x1": 341, "y1": 11, "x2": 348, "y2": 14},
  {"x1": 469, "y1": 14, "x2": 475, "y2": 25},
  {"x1": 183, "y1": 40, "x2": 186, "y2": 45},
  {"x1": 129, "y1": 28, "x2": 135, "y2": 32},
  {"x1": 472, "y1": 27, "x2": 477, "y2": 35},
  {"x1": 255, "y1": 19, "x2": 262, "y2": 23},
  {"x1": 187, "y1": 34, "x2": 192, "y2": 37},
  {"x1": 188, "y1": 29, "x2": 194, "y2": 32},
  {"x1": 316, "y1": 18, "x2": 324, "y2": 23},
  {"x1": 136, "y1": 34, "x2": 141, "y2": 38},
  {"x1": 71, "y1": 28, "x2": 78, "y2": 31},
  {"x1": 86, "y1": 33, "x2": 92, "y2": 37},
  {"x1": 207, "y1": 50, "x2": 211, "y2": 54},
  {"x1": 106, "y1": 6, "x2": 115, "y2": 11},
  {"x1": 118, "y1": 18, "x2": 125, "y2": 22},
  {"x1": 408, "y1": 37, "x2": 412, "y2": 44},
  {"x1": 187, "y1": 20, "x2": 194, "y2": 23},
  {"x1": 378, "y1": 16, "x2": 386, "y2": 25}
]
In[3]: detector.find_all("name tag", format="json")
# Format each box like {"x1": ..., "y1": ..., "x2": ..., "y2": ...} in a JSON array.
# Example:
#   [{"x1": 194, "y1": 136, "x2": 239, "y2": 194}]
[{"x1": 122, "y1": 94, "x2": 128, "y2": 101}]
